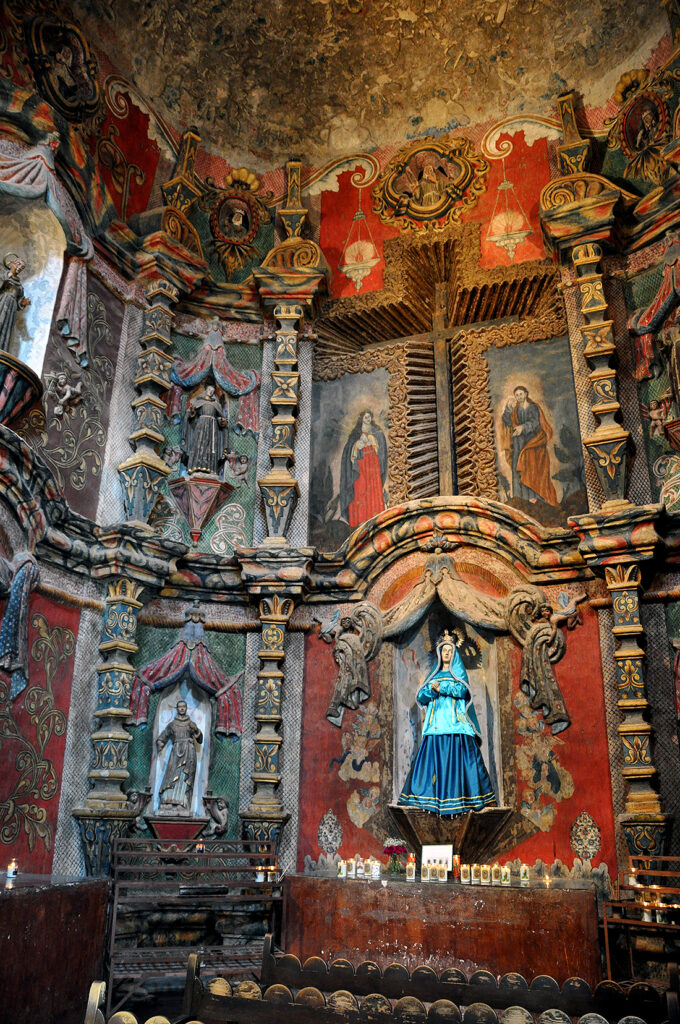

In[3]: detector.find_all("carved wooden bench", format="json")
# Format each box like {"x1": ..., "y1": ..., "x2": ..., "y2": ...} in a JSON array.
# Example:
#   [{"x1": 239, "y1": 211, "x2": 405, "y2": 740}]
[
  {"x1": 106, "y1": 837, "x2": 281, "y2": 1015},
  {"x1": 82, "y1": 955, "x2": 680, "y2": 1024},
  {"x1": 257, "y1": 934, "x2": 672, "y2": 1022}
]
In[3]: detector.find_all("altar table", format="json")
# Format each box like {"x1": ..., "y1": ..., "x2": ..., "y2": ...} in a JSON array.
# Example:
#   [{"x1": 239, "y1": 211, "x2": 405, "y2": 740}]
[{"x1": 282, "y1": 874, "x2": 601, "y2": 985}]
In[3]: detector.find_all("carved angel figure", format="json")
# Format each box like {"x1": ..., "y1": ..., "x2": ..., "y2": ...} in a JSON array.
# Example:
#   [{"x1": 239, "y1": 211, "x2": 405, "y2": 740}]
[
  {"x1": 641, "y1": 387, "x2": 674, "y2": 438},
  {"x1": 45, "y1": 372, "x2": 83, "y2": 418},
  {"x1": 321, "y1": 603, "x2": 383, "y2": 726},
  {"x1": 204, "y1": 793, "x2": 229, "y2": 835}
]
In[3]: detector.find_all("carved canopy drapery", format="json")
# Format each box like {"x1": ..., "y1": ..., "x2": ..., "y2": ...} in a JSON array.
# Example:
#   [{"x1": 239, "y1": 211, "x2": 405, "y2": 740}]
[
  {"x1": 167, "y1": 332, "x2": 261, "y2": 437},
  {"x1": 324, "y1": 549, "x2": 576, "y2": 734},
  {"x1": 129, "y1": 611, "x2": 242, "y2": 737}
]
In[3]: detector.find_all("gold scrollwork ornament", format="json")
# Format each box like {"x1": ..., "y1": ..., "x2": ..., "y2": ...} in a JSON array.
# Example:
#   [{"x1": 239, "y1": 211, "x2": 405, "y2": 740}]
[{"x1": 372, "y1": 138, "x2": 489, "y2": 232}]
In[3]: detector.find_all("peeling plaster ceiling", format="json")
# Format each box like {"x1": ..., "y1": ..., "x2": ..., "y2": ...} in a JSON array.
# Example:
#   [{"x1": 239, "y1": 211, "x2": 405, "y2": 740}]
[{"x1": 72, "y1": 0, "x2": 666, "y2": 170}]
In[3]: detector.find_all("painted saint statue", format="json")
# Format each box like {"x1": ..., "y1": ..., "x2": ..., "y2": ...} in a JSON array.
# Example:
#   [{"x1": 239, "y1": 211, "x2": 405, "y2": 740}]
[
  {"x1": 157, "y1": 700, "x2": 203, "y2": 812},
  {"x1": 182, "y1": 382, "x2": 228, "y2": 475},
  {"x1": 398, "y1": 632, "x2": 496, "y2": 816},
  {"x1": 501, "y1": 385, "x2": 557, "y2": 506},
  {"x1": 0, "y1": 254, "x2": 30, "y2": 354},
  {"x1": 339, "y1": 409, "x2": 388, "y2": 528}
]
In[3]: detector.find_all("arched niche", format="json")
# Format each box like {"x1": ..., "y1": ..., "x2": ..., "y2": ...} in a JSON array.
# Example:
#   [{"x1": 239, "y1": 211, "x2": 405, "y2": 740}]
[
  {"x1": 149, "y1": 680, "x2": 212, "y2": 818},
  {"x1": 0, "y1": 194, "x2": 66, "y2": 374},
  {"x1": 368, "y1": 548, "x2": 520, "y2": 810}
]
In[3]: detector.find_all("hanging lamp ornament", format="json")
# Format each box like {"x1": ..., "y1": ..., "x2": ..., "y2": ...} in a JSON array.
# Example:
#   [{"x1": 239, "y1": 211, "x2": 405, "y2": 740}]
[
  {"x1": 339, "y1": 188, "x2": 380, "y2": 291},
  {"x1": 486, "y1": 158, "x2": 532, "y2": 260}
]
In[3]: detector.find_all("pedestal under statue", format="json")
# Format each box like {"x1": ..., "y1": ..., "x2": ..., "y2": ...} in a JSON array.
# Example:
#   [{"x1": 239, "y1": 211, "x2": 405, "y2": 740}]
[{"x1": 398, "y1": 631, "x2": 496, "y2": 816}]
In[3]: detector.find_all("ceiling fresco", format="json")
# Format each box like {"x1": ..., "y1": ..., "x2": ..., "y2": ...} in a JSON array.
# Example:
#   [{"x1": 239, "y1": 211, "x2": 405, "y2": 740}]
[{"x1": 69, "y1": 0, "x2": 666, "y2": 170}]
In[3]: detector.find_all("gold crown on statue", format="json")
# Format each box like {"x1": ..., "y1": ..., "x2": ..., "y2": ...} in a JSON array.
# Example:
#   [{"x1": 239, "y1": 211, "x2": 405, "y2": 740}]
[{"x1": 437, "y1": 628, "x2": 463, "y2": 648}]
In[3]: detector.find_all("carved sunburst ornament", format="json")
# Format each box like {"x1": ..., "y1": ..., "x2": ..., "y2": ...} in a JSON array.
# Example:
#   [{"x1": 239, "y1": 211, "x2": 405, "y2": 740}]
[{"x1": 372, "y1": 138, "x2": 489, "y2": 232}]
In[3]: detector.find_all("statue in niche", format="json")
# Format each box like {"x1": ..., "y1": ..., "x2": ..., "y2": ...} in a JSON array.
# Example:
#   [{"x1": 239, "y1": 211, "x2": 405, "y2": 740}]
[
  {"x1": 182, "y1": 381, "x2": 228, "y2": 476},
  {"x1": 322, "y1": 544, "x2": 582, "y2": 739},
  {"x1": 0, "y1": 254, "x2": 30, "y2": 354},
  {"x1": 157, "y1": 699, "x2": 203, "y2": 812},
  {"x1": 397, "y1": 630, "x2": 496, "y2": 815}
]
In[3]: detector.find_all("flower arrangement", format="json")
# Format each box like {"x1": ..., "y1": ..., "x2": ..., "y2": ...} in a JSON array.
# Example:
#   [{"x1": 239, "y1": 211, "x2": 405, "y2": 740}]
[{"x1": 384, "y1": 840, "x2": 407, "y2": 875}]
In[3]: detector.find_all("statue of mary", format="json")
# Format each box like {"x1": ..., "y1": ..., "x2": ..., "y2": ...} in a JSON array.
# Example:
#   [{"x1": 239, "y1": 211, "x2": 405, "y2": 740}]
[{"x1": 398, "y1": 631, "x2": 496, "y2": 816}]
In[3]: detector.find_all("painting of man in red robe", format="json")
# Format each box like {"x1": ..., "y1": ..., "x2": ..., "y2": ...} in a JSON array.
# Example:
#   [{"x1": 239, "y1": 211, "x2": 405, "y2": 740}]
[
  {"x1": 339, "y1": 410, "x2": 388, "y2": 527},
  {"x1": 501, "y1": 385, "x2": 557, "y2": 506}
]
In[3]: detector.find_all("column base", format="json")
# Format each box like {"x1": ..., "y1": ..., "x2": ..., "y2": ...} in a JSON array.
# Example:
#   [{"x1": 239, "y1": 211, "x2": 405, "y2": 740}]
[
  {"x1": 619, "y1": 812, "x2": 672, "y2": 857},
  {"x1": 240, "y1": 810, "x2": 290, "y2": 849},
  {"x1": 73, "y1": 808, "x2": 138, "y2": 876}
]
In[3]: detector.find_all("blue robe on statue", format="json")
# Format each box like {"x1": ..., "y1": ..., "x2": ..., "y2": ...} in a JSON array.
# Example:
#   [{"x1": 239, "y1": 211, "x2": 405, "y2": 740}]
[{"x1": 398, "y1": 643, "x2": 496, "y2": 815}]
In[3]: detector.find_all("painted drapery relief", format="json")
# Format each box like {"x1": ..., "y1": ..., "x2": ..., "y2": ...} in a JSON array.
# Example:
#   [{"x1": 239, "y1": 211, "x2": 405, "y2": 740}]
[
  {"x1": 309, "y1": 368, "x2": 390, "y2": 551},
  {"x1": 486, "y1": 335, "x2": 587, "y2": 526}
]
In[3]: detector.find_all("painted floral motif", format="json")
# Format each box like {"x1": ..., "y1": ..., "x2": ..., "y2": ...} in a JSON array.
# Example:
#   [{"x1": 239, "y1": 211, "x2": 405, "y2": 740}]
[
  {"x1": 36, "y1": 293, "x2": 113, "y2": 493},
  {"x1": 329, "y1": 698, "x2": 381, "y2": 829},
  {"x1": 0, "y1": 613, "x2": 74, "y2": 852},
  {"x1": 570, "y1": 810, "x2": 602, "y2": 860},
  {"x1": 148, "y1": 495, "x2": 185, "y2": 543},
  {"x1": 514, "y1": 687, "x2": 574, "y2": 832},
  {"x1": 210, "y1": 504, "x2": 248, "y2": 554},
  {"x1": 317, "y1": 808, "x2": 343, "y2": 855}
]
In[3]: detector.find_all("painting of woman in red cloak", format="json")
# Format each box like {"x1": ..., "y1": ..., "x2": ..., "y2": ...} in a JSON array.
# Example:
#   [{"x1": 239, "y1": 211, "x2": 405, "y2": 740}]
[
  {"x1": 501, "y1": 385, "x2": 557, "y2": 506},
  {"x1": 339, "y1": 410, "x2": 388, "y2": 528}
]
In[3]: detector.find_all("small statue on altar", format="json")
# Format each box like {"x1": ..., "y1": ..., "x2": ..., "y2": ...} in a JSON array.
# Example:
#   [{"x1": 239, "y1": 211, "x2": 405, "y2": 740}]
[
  {"x1": 157, "y1": 700, "x2": 203, "y2": 812},
  {"x1": 182, "y1": 382, "x2": 227, "y2": 475},
  {"x1": 398, "y1": 631, "x2": 496, "y2": 816},
  {"x1": 0, "y1": 254, "x2": 30, "y2": 353}
]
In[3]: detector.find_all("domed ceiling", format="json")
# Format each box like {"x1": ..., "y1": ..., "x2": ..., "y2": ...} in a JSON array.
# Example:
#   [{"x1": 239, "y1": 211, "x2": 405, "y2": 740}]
[{"x1": 72, "y1": 0, "x2": 666, "y2": 169}]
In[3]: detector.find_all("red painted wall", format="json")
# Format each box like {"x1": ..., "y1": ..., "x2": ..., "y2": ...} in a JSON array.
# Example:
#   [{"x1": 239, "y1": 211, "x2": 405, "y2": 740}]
[
  {"x1": 0, "y1": 593, "x2": 80, "y2": 874},
  {"x1": 299, "y1": 603, "x2": 616, "y2": 874}
]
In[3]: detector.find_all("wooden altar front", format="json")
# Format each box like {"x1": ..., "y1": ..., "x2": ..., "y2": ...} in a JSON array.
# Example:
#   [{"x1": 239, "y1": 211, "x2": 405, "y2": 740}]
[{"x1": 282, "y1": 875, "x2": 601, "y2": 985}]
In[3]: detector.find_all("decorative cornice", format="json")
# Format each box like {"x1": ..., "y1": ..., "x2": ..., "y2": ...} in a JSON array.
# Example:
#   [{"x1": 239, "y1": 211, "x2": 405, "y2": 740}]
[
  {"x1": 308, "y1": 496, "x2": 589, "y2": 599},
  {"x1": 0, "y1": 426, "x2": 186, "y2": 588},
  {"x1": 569, "y1": 503, "x2": 666, "y2": 570}
]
